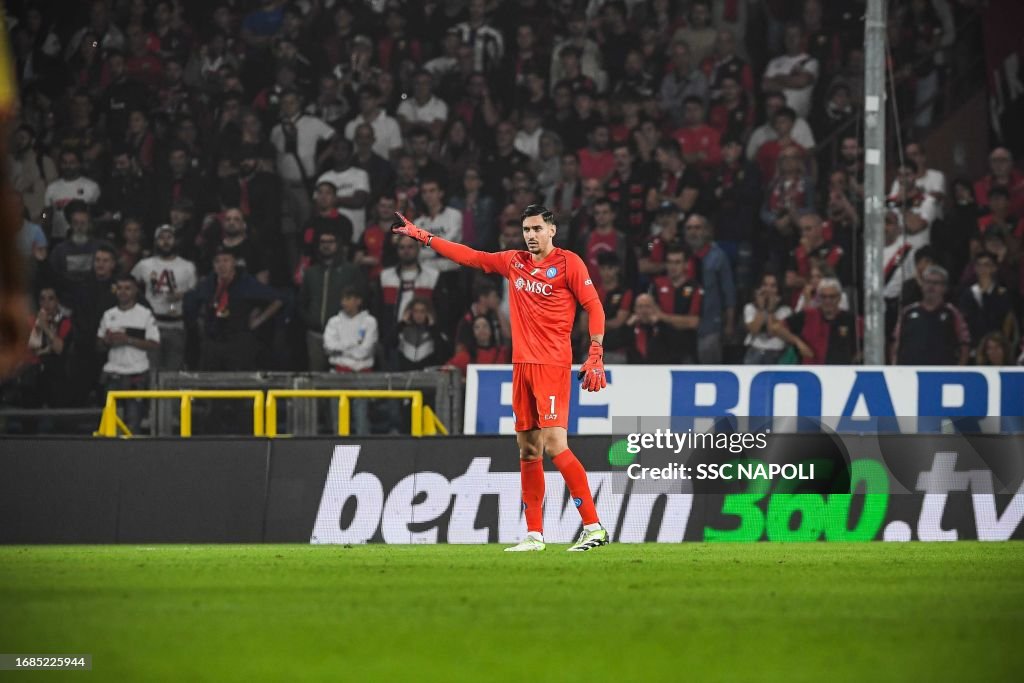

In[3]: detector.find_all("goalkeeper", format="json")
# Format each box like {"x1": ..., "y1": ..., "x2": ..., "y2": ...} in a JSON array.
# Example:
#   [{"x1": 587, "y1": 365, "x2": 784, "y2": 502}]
[{"x1": 393, "y1": 205, "x2": 609, "y2": 552}]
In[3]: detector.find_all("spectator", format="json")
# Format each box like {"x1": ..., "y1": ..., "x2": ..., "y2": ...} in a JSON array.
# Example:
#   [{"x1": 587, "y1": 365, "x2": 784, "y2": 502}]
[
  {"x1": 959, "y1": 227, "x2": 1020, "y2": 296},
  {"x1": 131, "y1": 225, "x2": 197, "y2": 373},
  {"x1": 659, "y1": 40, "x2": 709, "y2": 128},
  {"x1": 378, "y1": 237, "x2": 440, "y2": 340},
  {"x1": 606, "y1": 142, "x2": 656, "y2": 245},
  {"x1": 514, "y1": 107, "x2": 545, "y2": 162},
  {"x1": 438, "y1": 118, "x2": 481, "y2": 192},
  {"x1": 99, "y1": 146, "x2": 154, "y2": 229},
  {"x1": 549, "y1": 11, "x2": 605, "y2": 94},
  {"x1": 218, "y1": 145, "x2": 283, "y2": 257},
  {"x1": 453, "y1": 0, "x2": 505, "y2": 74},
  {"x1": 684, "y1": 214, "x2": 736, "y2": 363},
  {"x1": 445, "y1": 314, "x2": 510, "y2": 376},
  {"x1": 650, "y1": 139, "x2": 702, "y2": 216},
  {"x1": 882, "y1": 211, "x2": 917, "y2": 339},
  {"x1": 155, "y1": 143, "x2": 208, "y2": 225},
  {"x1": 974, "y1": 147, "x2": 1024, "y2": 215},
  {"x1": 593, "y1": 252, "x2": 634, "y2": 364},
  {"x1": 760, "y1": 147, "x2": 815, "y2": 269},
  {"x1": 638, "y1": 203, "x2": 683, "y2": 277},
  {"x1": 941, "y1": 178, "x2": 980, "y2": 281},
  {"x1": 958, "y1": 251, "x2": 1019, "y2": 353},
  {"x1": 672, "y1": 0, "x2": 717, "y2": 63},
  {"x1": 450, "y1": 165, "x2": 497, "y2": 251},
  {"x1": 779, "y1": 277, "x2": 860, "y2": 364},
  {"x1": 187, "y1": 248, "x2": 285, "y2": 371},
  {"x1": 746, "y1": 91, "x2": 816, "y2": 161},
  {"x1": 702, "y1": 28, "x2": 755, "y2": 97},
  {"x1": 299, "y1": 228, "x2": 362, "y2": 371},
  {"x1": 124, "y1": 109, "x2": 156, "y2": 172},
  {"x1": 793, "y1": 261, "x2": 849, "y2": 313},
  {"x1": 627, "y1": 292, "x2": 687, "y2": 364},
  {"x1": 397, "y1": 70, "x2": 449, "y2": 138},
  {"x1": 44, "y1": 148, "x2": 101, "y2": 239},
  {"x1": 96, "y1": 274, "x2": 160, "y2": 432},
  {"x1": 901, "y1": 245, "x2": 936, "y2": 308},
  {"x1": 271, "y1": 89, "x2": 335, "y2": 251},
  {"x1": 413, "y1": 178, "x2": 464, "y2": 274},
  {"x1": 388, "y1": 298, "x2": 451, "y2": 371},
  {"x1": 296, "y1": 181, "x2": 354, "y2": 284},
  {"x1": 577, "y1": 197, "x2": 634, "y2": 283},
  {"x1": 762, "y1": 23, "x2": 819, "y2": 119},
  {"x1": 115, "y1": 217, "x2": 148, "y2": 275},
  {"x1": 576, "y1": 122, "x2": 614, "y2": 183},
  {"x1": 48, "y1": 201, "x2": 99, "y2": 287},
  {"x1": 754, "y1": 107, "x2": 805, "y2": 181},
  {"x1": 708, "y1": 136, "x2": 761, "y2": 275},
  {"x1": 888, "y1": 160, "x2": 938, "y2": 249},
  {"x1": 892, "y1": 265, "x2": 970, "y2": 365},
  {"x1": 352, "y1": 123, "x2": 397, "y2": 201},
  {"x1": 22, "y1": 286, "x2": 73, "y2": 408},
  {"x1": 889, "y1": 143, "x2": 947, "y2": 215},
  {"x1": 708, "y1": 76, "x2": 753, "y2": 142},
  {"x1": 305, "y1": 73, "x2": 350, "y2": 131},
  {"x1": 785, "y1": 213, "x2": 846, "y2": 303},
  {"x1": 406, "y1": 126, "x2": 449, "y2": 190},
  {"x1": 10, "y1": 124, "x2": 56, "y2": 222},
  {"x1": 454, "y1": 281, "x2": 510, "y2": 352},
  {"x1": 316, "y1": 136, "x2": 371, "y2": 243},
  {"x1": 67, "y1": 244, "x2": 119, "y2": 404},
  {"x1": 976, "y1": 187, "x2": 1024, "y2": 242},
  {"x1": 812, "y1": 82, "x2": 855, "y2": 145},
  {"x1": 204, "y1": 208, "x2": 270, "y2": 284},
  {"x1": 743, "y1": 272, "x2": 793, "y2": 364},
  {"x1": 482, "y1": 120, "x2": 532, "y2": 202},
  {"x1": 975, "y1": 332, "x2": 1015, "y2": 366},
  {"x1": 546, "y1": 151, "x2": 583, "y2": 230},
  {"x1": 674, "y1": 96, "x2": 722, "y2": 169}
]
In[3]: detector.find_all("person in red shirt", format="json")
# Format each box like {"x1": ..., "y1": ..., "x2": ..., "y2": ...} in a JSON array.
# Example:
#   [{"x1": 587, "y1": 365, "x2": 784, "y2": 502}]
[
  {"x1": 974, "y1": 147, "x2": 1024, "y2": 216},
  {"x1": 445, "y1": 314, "x2": 511, "y2": 376},
  {"x1": 755, "y1": 107, "x2": 804, "y2": 180},
  {"x1": 392, "y1": 204, "x2": 611, "y2": 552},
  {"x1": 577, "y1": 122, "x2": 615, "y2": 182},
  {"x1": 673, "y1": 96, "x2": 721, "y2": 168}
]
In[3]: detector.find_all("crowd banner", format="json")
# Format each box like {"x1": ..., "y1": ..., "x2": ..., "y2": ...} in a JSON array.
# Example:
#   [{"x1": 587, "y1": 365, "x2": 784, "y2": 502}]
[{"x1": 464, "y1": 365, "x2": 1024, "y2": 435}]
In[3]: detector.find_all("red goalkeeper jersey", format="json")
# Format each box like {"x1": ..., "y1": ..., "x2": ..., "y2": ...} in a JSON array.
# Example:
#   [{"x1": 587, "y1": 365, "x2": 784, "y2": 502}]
[{"x1": 467, "y1": 247, "x2": 599, "y2": 367}]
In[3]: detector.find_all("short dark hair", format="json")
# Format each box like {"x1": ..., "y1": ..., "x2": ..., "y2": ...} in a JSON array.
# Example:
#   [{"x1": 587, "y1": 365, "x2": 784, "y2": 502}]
[
  {"x1": 341, "y1": 286, "x2": 363, "y2": 300},
  {"x1": 472, "y1": 281, "x2": 498, "y2": 300},
  {"x1": 772, "y1": 106, "x2": 797, "y2": 123},
  {"x1": 63, "y1": 199, "x2": 90, "y2": 223},
  {"x1": 521, "y1": 204, "x2": 554, "y2": 224},
  {"x1": 683, "y1": 95, "x2": 704, "y2": 108},
  {"x1": 665, "y1": 245, "x2": 689, "y2": 260},
  {"x1": 94, "y1": 242, "x2": 118, "y2": 261},
  {"x1": 115, "y1": 273, "x2": 138, "y2": 286},
  {"x1": 975, "y1": 250, "x2": 997, "y2": 263},
  {"x1": 988, "y1": 186, "x2": 1010, "y2": 200},
  {"x1": 913, "y1": 245, "x2": 935, "y2": 264}
]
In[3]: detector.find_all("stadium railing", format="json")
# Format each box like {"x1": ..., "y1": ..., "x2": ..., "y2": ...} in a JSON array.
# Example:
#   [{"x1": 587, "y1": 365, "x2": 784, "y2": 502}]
[{"x1": 96, "y1": 390, "x2": 265, "y2": 437}]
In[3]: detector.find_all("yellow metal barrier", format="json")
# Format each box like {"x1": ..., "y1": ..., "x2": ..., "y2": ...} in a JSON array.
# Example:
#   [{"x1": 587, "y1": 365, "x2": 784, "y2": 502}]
[
  {"x1": 265, "y1": 390, "x2": 437, "y2": 437},
  {"x1": 97, "y1": 390, "x2": 265, "y2": 437}
]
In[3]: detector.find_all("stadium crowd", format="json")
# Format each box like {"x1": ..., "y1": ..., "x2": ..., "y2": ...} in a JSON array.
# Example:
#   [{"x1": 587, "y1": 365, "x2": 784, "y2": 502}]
[{"x1": 4, "y1": 0, "x2": 1023, "y2": 418}]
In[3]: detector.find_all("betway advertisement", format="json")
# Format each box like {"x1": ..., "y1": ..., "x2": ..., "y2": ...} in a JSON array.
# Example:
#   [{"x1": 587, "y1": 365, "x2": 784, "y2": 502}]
[
  {"x1": 309, "y1": 437, "x2": 1024, "y2": 544},
  {"x1": 464, "y1": 365, "x2": 1024, "y2": 434}
]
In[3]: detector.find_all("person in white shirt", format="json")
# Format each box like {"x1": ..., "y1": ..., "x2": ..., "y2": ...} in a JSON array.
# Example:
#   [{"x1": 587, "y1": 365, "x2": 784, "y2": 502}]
[
  {"x1": 743, "y1": 272, "x2": 793, "y2": 364},
  {"x1": 746, "y1": 90, "x2": 815, "y2": 160},
  {"x1": 414, "y1": 178, "x2": 463, "y2": 274},
  {"x1": 323, "y1": 287, "x2": 379, "y2": 434},
  {"x1": 97, "y1": 275, "x2": 160, "y2": 433},
  {"x1": 44, "y1": 148, "x2": 101, "y2": 239},
  {"x1": 131, "y1": 225, "x2": 197, "y2": 371},
  {"x1": 888, "y1": 142, "x2": 946, "y2": 218},
  {"x1": 761, "y1": 24, "x2": 819, "y2": 119},
  {"x1": 315, "y1": 137, "x2": 371, "y2": 242},
  {"x1": 271, "y1": 89, "x2": 336, "y2": 238},
  {"x1": 881, "y1": 211, "x2": 916, "y2": 340},
  {"x1": 888, "y1": 160, "x2": 937, "y2": 250},
  {"x1": 344, "y1": 85, "x2": 403, "y2": 160},
  {"x1": 396, "y1": 70, "x2": 449, "y2": 138},
  {"x1": 514, "y1": 107, "x2": 545, "y2": 161}
]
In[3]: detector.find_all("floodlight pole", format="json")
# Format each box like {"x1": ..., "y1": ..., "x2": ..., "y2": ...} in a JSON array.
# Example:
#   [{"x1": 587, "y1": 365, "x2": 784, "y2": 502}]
[{"x1": 862, "y1": 0, "x2": 887, "y2": 365}]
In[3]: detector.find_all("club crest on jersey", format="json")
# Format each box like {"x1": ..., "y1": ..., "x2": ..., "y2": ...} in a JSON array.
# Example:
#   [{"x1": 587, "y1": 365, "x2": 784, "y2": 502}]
[{"x1": 545, "y1": 266, "x2": 558, "y2": 278}]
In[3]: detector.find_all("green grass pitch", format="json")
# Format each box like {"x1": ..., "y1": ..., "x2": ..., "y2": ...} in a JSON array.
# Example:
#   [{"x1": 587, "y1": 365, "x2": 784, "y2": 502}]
[{"x1": 1, "y1": 543, "x2": 1021, "y2": 682}]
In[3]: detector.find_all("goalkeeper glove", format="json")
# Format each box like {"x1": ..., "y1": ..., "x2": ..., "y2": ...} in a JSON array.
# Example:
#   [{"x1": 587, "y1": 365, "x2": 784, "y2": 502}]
[
  {"x1": 577, "y1": 341, "x2": 606, "y2": 392},
  {"x1": 391, "y1": 211, "x2": 434, "y2": 245}
]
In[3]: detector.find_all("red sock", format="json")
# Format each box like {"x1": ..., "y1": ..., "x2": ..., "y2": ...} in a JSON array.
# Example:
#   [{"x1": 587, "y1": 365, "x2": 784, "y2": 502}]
[
  {"x1": 520, "y1": 458, "x2": 545, "y2": 533},
  {"x1": 551, "y1": 448, "x2": 599, "y2": 526}
]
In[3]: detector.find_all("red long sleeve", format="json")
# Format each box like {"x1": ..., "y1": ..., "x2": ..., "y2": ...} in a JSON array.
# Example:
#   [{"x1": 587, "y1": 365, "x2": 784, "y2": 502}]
[
  {"x1": 582, "y1": 295, "x2": 606, "y2": 338},
  {"x1": 430, "y1": 238, "x2": 508, "y2": 274}
]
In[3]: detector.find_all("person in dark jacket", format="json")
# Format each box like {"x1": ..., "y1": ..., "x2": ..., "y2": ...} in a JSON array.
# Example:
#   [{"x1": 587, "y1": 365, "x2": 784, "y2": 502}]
[
  {"x1": 387, "y1": 297, "x2": 451, "y2": 371},
  {"x1": 298, "y1": 230, "x2": 361, "y2": 370}
]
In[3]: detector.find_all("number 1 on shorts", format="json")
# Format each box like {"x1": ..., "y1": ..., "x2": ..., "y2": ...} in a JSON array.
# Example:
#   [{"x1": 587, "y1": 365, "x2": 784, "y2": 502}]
[{"x1": 549, "y1": 395, "x2": 555, "y2": 414}]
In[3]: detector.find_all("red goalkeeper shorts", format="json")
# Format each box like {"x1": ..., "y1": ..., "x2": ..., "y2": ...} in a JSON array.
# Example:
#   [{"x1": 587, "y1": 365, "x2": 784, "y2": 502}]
[{"x1": 512, "y1": 363, "x2": 571, "y2": 432}]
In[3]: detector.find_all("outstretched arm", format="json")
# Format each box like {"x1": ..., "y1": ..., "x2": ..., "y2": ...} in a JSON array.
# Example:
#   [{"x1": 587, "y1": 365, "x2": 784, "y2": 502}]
[{"x1": 391, "y1": 212, "x2": 506, "y2": 273}]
